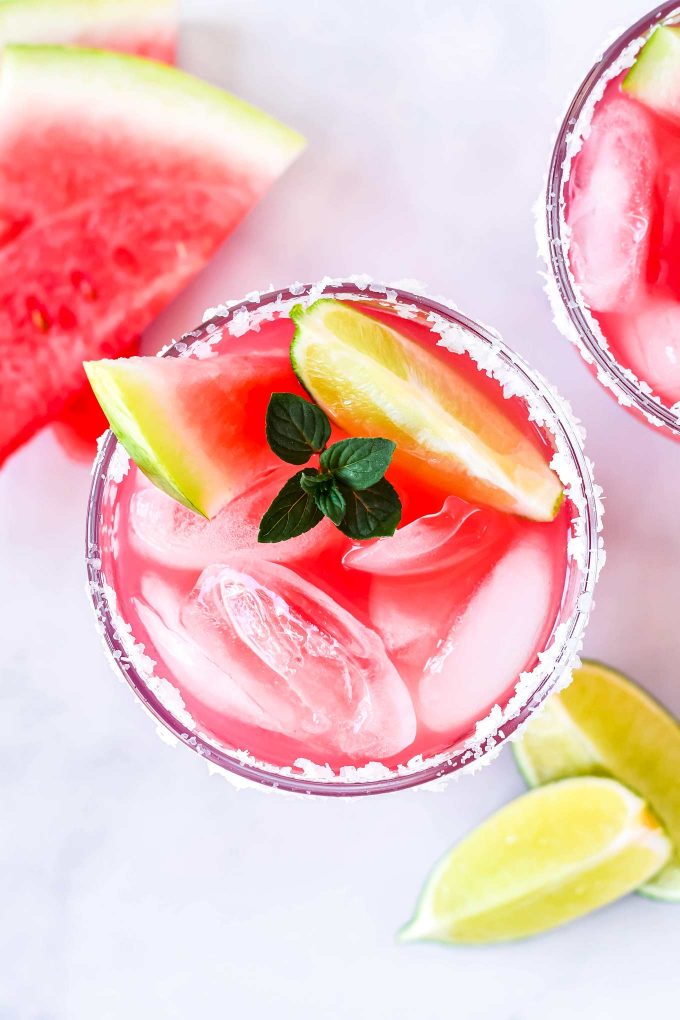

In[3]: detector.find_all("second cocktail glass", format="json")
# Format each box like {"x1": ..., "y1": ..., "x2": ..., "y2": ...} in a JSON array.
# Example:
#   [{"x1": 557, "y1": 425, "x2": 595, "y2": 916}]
[{"x1": 543, "y1": 2, "x2": 680, "y2": 438}]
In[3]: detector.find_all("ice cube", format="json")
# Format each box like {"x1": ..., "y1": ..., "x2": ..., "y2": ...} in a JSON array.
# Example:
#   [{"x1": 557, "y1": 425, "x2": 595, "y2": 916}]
[
  {"x1": 568, "y1": 96, "x2": 656, "y2": 311},
  {"x1": 609, "y1": 294, "x2": 680, "y2": 404},
  {"x1": 344, "y1": 495, "x2": 494, "y2": 576},
  {"x1": 418, "y1": 533, "x2": 555, "y2": 734},
  {"x1": 365, "y1": 501, "x2": 512, "y2": 664},
  {"x1": 129, "y1": 467, "x2": 340, "y2": 571},
  {"x1": 133, "y1": 576, "x2": 281, "y2": 732},
  {"x1": 180, "y1": 557, "x2": 416, "y2": 759}
]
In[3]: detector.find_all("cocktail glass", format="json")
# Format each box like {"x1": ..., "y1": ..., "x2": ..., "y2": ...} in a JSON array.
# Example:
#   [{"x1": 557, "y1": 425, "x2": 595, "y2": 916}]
[{"x1": 86, "y1": 278, "x2": 603, "y2": 796}]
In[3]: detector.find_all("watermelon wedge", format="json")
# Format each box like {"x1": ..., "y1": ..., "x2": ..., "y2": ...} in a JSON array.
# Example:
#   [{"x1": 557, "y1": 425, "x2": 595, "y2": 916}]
[
  {"x1": 0, "y1": 1, "x2": 179, "y2": 455},
  {"x1": 0, "y1": 45, "x2": 304, "y2": 466},
  {"x1": 0, "y1": 0, "x2": 177, "y2": 62},
  {"x1": 0, "y1": 1, "x2": 178, "y2": 453},
  {"x1": 84, "y1": 352, "x2": 310, "y2": 517}
]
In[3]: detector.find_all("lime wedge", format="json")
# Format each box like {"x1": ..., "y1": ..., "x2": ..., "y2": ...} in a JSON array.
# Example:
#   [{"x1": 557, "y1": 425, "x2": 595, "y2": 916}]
[
  {"x1": 513, "y1": 660, "x2": 680, "y2": 901},
  {"x1": 400, "y1": 777, "x2": 670, "y2": 945},
  {"x1": 290, "y1": 300, "x2": 563, "y2": 522},
  {"x1": 623, "y1": 26, "x2": 680, "y2": 123}
]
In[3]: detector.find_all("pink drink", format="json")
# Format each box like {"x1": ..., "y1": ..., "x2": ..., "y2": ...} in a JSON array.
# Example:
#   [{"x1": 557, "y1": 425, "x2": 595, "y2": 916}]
[
  {"x1": 567, "y1": 73, "x2": 680, "y2": 407},
  {"x1": 87, "y1": 282, "x2": 600, "y2": 793},
  {"x1": 545, "y1": 3, "x2": 680, "y2": 435}
]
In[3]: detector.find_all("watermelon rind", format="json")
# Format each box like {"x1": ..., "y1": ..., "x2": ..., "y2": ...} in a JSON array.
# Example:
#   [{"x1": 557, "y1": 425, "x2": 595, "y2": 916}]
[
  {"x1": 0, "y1": 0, "x2": 177, "y2": 52},
  {"x1": 84, "y1": 352, "x2": 299, "y2": 519},
  {"x1": 85, "y1": 357, "x2": 210, "y2": 516},
  {"x1": 0, "y1": 45, "x2": 305, "y2": 175}
]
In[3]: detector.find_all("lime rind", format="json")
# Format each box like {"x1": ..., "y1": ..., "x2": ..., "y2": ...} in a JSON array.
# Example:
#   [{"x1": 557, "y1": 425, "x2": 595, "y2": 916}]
[
  {"x1": 637, "y1": 863, "x2": 680, "y2": 902},
  {"x1": 513, "y1": 659, "x2": 680, "y2": 903}
]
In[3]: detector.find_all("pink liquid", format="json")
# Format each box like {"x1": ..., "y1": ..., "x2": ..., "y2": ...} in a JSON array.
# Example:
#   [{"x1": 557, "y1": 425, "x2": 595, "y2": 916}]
[
  {"x1": 100, "y1": 306, "x2": 571, "y2": 773},
  {"x1": 566, "y1": 72, "x2": 680, "y2": 407}
]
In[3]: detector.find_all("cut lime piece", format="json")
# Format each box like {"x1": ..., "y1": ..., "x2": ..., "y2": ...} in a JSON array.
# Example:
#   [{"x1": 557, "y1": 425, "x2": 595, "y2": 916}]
[
  {"x1": 85, "y1": 351, "x2": 301, "y2": 517},
  {"x1": 513, "y1": 660, "x2": 680, "y2": 901},
  {"x1": 623, "y1": 25, "x2": 680, "y2": 123},
  {"x1": 400, "y1": 777, "x2": 670, "y2": 945},
  {"x1": 290, "y1": 300, "x2": 562, "y2": 521}
]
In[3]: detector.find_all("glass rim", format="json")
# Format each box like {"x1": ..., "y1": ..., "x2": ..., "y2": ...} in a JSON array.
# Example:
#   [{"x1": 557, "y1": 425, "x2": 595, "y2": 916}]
[
  {"x1": 85, "y1": 277, "x2": 603, "y2": 797},
  {"x1": 543, "y1": 0, "x2": 680, "y2": 436}
]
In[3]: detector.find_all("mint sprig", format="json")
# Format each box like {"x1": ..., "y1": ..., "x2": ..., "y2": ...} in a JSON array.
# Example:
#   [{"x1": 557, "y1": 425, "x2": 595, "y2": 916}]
[
  {"x1": 337, "y1": 477, "x2": 402, "y2": 539},
  {"x1": 258, "y1": 393, "x2": 402, "y2": 543},
  {"x1": 258, "y1": 469, "x2": 323, "y2": 543},
  {"x1": 264, "y1": 392, "x2": 330, "y2": 465},
  {"x1": 320, "y1": 437, "x2": 395, "y2": 490}
]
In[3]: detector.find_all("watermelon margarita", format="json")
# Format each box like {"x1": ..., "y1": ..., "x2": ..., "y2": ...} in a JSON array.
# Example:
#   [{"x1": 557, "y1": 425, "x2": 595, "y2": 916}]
[
  {"x1": 86, "y1": 280, "x2": 602, "y2": 795},
  {"x1": 544, "y1": 2, "x2": 680, "y2": 438}
]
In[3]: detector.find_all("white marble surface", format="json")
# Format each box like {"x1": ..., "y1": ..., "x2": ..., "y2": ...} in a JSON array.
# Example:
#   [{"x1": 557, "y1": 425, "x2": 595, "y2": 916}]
[{"x1": 2, "y1": 1, "x2": 679, "y2": 1016}]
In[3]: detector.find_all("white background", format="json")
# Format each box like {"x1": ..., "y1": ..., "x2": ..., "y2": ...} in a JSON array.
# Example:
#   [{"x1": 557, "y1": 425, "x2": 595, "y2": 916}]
[{"x1": 2, "y1": 1, "x2": 679, "y2": 1016}]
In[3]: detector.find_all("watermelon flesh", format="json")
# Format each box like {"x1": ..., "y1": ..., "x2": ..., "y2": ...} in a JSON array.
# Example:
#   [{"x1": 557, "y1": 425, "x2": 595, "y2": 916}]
[
  {"x1": 53, "y1": 335, "x2": 140, "y2": 458},
  {"x1": 0, "y1": 46, "x2": 304, "y2": 466},
  {"x1": 0, "y1": 0, "x2": 177, "y2": 63},
  {"x1": 85, "y1": 350, "x2": 315, "y2": 518}
]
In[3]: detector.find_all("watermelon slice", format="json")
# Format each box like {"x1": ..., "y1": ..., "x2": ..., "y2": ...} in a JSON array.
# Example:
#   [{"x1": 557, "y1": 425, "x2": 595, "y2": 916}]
[
  {"x1": 0, "y1": 45, "x2": 304, "y2": 466},
  {"x1": 0, "y1": 0, "x2": 177, "y2": 62},
  {"x1": 84, "y1": 351, "x2": 311, "y2": 518},
  {"x1": 0, "y1": 1, "x2": 178, "y2": 454}
]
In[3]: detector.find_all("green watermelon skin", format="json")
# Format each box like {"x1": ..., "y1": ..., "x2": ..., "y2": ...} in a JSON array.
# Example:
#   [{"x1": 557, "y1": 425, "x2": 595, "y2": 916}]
[
  {"x1": 0, "y1": 0, "x2": 177, "y2": 62},
  {"x1": 0, "y1": 46, "x2": 304, "y2": 465}
]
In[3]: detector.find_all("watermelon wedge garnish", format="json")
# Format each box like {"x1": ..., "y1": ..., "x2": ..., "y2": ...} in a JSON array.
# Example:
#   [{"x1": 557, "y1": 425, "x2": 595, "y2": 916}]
[
  {"x1": 0, "y1": 45, "x2": 304, "y2": 467},
  {"x1": 0, "y1": 0, "x2": 177, "y2": 63},
  {"x1": 85, "y1": 352, "x2": 311, "y2": 517}
]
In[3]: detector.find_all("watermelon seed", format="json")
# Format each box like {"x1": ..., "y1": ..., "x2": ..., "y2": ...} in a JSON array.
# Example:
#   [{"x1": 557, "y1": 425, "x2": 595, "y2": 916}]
[
  {"x1": 32, "y1": 310, "x2": 49, "y2": 332},
  {"x1": 71, "y1": 270, "x2": 97, "y2": 301},
  {"x1": 26, "y1": 296, "x2": 51, "y2": 333}
]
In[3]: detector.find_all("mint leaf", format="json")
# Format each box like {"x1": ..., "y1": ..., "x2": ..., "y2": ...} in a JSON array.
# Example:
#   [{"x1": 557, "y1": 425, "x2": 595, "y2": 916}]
[
  {"x1": 314, "y1": 482, "x2": 346, "y2": 526},
  {"x1": 320, "y1": 437, "x2": 396, "y2": 490},
  {"x1": 258, "y1": 469, "x2": 323, "y2": 543},
  {"x1": 266, "y1": 393, "x2": 331, "y2": 465},
  {"x1": 338, "y1": 477, "x2": 402, "y2": 539},
  {"x1": 299, "y1": 470, "x2": 330, "y2": 494}
]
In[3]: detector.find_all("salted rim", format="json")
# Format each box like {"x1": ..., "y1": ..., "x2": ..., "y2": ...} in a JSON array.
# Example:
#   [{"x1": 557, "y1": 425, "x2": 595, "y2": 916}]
[
  {"x1": 538, "y1": 1, "x2": 680, "y2": 436},
  {"x1": 85, "y1": 277, "x2": 604, "y2": 797}
]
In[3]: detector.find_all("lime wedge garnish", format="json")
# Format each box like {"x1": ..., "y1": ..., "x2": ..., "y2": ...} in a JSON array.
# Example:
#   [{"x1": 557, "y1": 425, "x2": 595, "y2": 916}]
[
  {"x1": 400, "y1": 777, "x2": 670, "y2": 945},
  {"x1": 513, "y1": 660, "x2": 680, "y2": 902},
  {"x1": 623, "y1": 25, "x2": 680, "y2": 122},
  {"x1": 290, "y1": 300, "x2": 563, "y2": 521}
]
